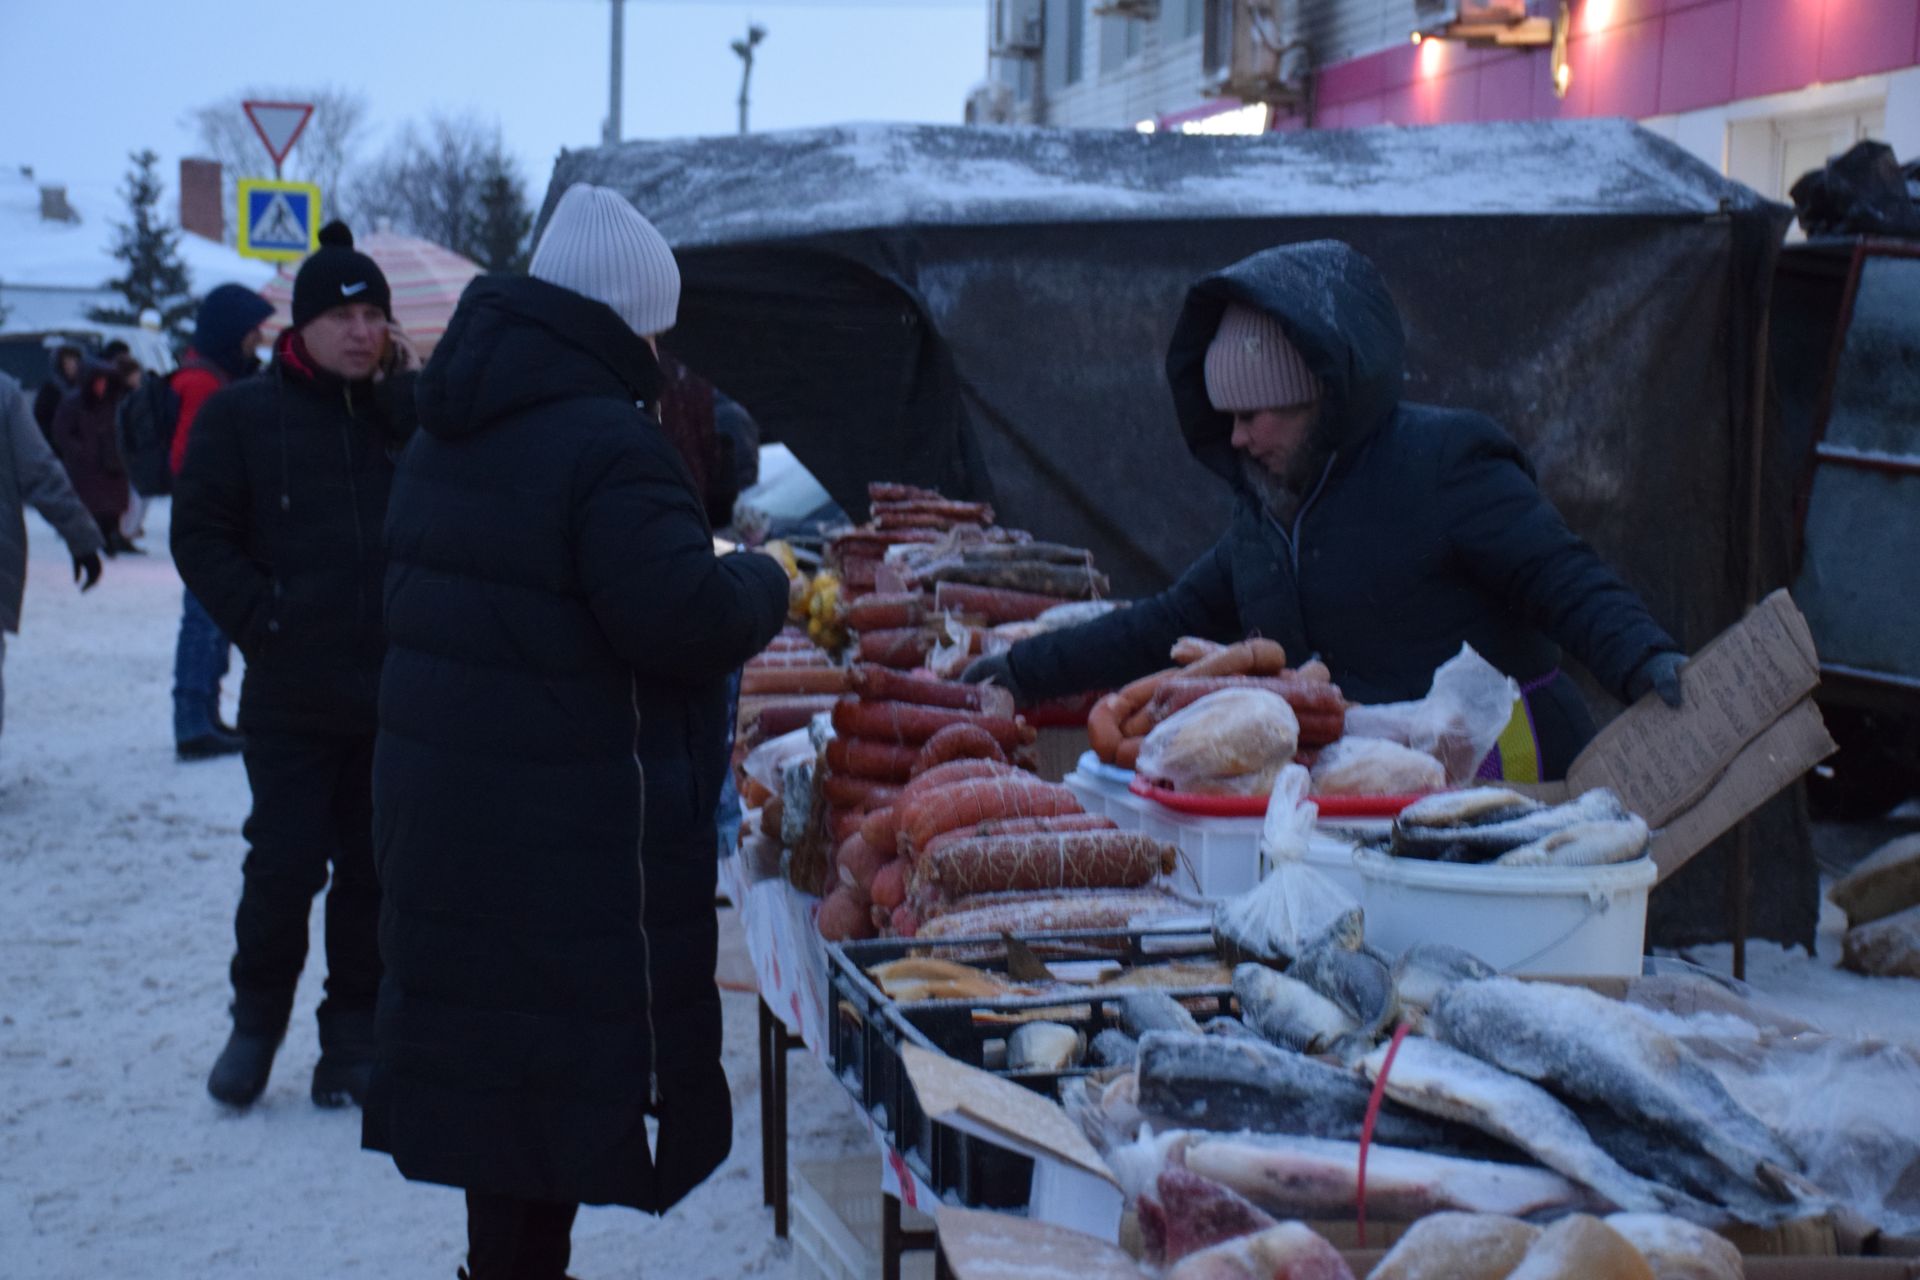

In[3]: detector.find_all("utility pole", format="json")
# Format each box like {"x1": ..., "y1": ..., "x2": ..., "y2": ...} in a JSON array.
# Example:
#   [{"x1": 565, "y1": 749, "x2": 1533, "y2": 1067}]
[
  {"x1": 603, "y1": 0, "x2": 625, "y2": 145},
  {"x1": 731, "y1": 22, "x2": 768, "y2": 136}
]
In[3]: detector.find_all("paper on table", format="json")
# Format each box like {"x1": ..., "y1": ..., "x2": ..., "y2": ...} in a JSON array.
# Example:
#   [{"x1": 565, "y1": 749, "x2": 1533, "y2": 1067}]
[
  {"x1": 899, "y1": 1044, "x2": 1113, "y2": 1184},
  {"x1": 934, "y1": 1206, "x2": 1142, "y2": 1280}
]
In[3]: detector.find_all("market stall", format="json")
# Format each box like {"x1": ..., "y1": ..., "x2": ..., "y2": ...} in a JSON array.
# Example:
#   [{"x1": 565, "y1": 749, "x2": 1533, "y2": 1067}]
[
  {"x1": 712, "y1": 486, "x2": 1919, "y2": 1277},
  {"x1": 541, "y1": 116, "x2": 1808, "y2": 954}
]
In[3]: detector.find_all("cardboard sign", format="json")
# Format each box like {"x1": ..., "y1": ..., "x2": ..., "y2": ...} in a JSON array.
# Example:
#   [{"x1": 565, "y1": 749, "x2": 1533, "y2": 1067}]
[
  {"x1": 1519, "y1": 590, "x2": 1837, "y2": 882},
  {"x1": 900, "y1": 1043, "x2": 1124, "y2": 1237}
]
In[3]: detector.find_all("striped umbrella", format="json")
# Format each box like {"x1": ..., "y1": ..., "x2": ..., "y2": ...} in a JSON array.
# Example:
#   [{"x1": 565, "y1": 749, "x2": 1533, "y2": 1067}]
[{"x1": 259, "y1": 230, "x2": 482, "y2": 360}]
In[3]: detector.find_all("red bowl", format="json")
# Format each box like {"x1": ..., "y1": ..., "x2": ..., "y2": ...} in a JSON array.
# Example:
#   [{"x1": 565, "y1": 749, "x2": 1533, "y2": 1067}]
[{"x1": 1128, "y1": 775, "x2": 1432, "y2": 819}]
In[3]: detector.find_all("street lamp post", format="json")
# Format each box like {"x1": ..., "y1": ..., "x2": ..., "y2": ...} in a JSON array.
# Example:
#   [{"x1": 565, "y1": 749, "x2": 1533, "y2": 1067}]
[{"x1": 731, "y1": 23, "x2": 768, "y2": 136}]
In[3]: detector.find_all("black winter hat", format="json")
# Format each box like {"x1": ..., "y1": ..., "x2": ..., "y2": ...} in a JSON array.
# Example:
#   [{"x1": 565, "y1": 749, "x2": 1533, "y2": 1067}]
[{"x1": 292, "y1": 221, "x2": 392, "y2": 329}]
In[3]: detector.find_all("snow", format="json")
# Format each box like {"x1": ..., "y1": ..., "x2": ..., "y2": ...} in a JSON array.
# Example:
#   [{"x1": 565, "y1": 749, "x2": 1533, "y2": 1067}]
[
  {"x1": 550, "y1": 119, "x2": 1765, "y2": 250},
  {"x1": 1673, "y1": 894, "x2": 1920, "y2": 1049},
  {"x1": 1, "y1": 500, "x2": 865, "y2": 1277},
  {"x1": 0, "y1": 168, "x2": 274, "y2": 302}
]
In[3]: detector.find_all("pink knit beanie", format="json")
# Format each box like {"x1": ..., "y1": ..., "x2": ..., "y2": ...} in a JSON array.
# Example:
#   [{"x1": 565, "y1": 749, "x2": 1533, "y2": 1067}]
[{"x1": 1203, "y1": 303, "x2": 1322, "y2": 412}]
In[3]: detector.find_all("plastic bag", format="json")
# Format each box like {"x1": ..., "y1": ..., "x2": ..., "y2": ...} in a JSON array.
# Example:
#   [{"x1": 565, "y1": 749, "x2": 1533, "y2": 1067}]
[
  {"x1": 1309, "y1": 736, "x2": 1447, "y2": 796},
  {"x1": 1789, "y1": 140, "x2": 1920, "y2": 239},
  {"x1": 1213, "y1": 767, "x2": 1360, "y2": 966},
  {"x1": 1137, "y1": 689, "x2": 1300, "y2": 795},
  {"x1": 1705, "y1": 1033, "x2": 1920, "y2": 1235},
  {"x1": 742, "y1": 726, "x2": 816, "y2": 796},
  {"x1": 1342, "y1": 644, "x2": 1519, "y2": 785},
  {"x1": 1259, "y1": 765, "x2": 1316, "y2": 865},
  {"x1": 778, "y1": 754, "x2": 816, "y2": 849},
  {"x1": 927, "y1": 613, "x2": 976, "y2": 680}
]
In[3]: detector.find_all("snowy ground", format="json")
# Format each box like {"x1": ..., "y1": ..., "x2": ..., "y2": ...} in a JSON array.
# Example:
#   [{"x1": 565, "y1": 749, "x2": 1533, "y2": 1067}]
[
  {"x1": 1, "y1": 500, "x2": 864, "y2": 1279},
  {"x1": 5, "y1": 500, "x2": 1918, "y2": 1278}
]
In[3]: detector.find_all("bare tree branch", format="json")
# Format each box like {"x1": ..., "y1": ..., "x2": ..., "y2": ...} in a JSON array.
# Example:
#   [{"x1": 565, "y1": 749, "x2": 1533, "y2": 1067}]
[{"x1": 183, "y1": 85, "x2": 371, "y2": 240}]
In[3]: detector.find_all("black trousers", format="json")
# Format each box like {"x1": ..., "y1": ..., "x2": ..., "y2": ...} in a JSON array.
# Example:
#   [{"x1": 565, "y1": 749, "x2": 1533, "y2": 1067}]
[
  {"x1": 465, "y1": 1191, "x2": 579, "y2": 1280},
  {"x1": 228, "y1": 729, "x2": 381, "y2": 1043}
]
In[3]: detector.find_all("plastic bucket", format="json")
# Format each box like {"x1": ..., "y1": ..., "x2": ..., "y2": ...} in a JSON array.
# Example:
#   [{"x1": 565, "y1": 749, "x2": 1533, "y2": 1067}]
[{"x1": 1354, "y1": 847, "x2": 1656, "y2": 977}]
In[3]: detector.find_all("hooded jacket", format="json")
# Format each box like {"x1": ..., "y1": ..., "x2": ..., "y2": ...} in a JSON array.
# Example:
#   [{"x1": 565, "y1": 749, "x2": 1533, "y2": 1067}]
[
  {"x1": 48, "y1": 360, "x2": 130, "y2": 521},
  {"x1": 362, "y1": 274, "x2": 789, "y2": 1211},
  {"x1": 1008, "y1": 241, "x2": 1675, "y2": 778},
  {"x1": 170, "y1": 329, "x2": 415, "y2": 735},
  {"x1": 169, "y1": 284, "x2": 276, "y2": 477}
]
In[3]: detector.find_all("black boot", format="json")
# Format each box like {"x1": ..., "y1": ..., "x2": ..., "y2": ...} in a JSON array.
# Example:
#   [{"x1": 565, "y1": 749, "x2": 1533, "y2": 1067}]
[
  {"x1": 313, "y1": 1007, "x2": 376, "y2": 1109},
  {"x1": 178, "y1": 726, "x2": 245, "y2": 761},
  {"x1": 207, "y1": 1026, "x2": 283, "y2": 1107}
]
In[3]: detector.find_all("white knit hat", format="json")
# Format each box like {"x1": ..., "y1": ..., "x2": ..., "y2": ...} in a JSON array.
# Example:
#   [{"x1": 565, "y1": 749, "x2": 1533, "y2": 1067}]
[
  {"x1": 1204, "y1": 303, "x2": 1322, "y2": 413},
  {"x1": 530, "y1": 183, "x2": 681, "y2": 338}
]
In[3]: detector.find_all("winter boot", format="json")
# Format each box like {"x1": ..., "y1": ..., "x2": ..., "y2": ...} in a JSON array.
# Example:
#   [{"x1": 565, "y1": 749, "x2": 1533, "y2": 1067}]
[
  {"x1": 312, "y1": 1008, "x2": 376, "y2": 1109},
  {"x1": 178, "y1": 726, "x2": 245, "y2": 761},
  {"x1": 207, "y1": 1027, "x2": 283, "y2": 1108}
]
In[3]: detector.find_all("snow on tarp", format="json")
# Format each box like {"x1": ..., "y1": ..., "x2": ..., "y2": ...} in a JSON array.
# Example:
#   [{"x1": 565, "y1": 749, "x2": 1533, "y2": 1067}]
[
  {"x1": 550, "y1": 119, "x2": 1757, "y2": 245},
  {"x1": 544, "y1": 120, "x2": 1803, "y2": 949}
]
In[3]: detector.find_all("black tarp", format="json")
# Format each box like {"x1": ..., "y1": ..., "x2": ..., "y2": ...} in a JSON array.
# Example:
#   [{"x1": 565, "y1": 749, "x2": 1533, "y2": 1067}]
[{"x1": 541, "y1": 120, "x2": 1808, "y2": 950}]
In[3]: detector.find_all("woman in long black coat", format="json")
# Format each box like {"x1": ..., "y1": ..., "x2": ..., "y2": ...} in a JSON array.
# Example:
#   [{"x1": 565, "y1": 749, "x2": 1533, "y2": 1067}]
[{"x1": 364, "y1": 265, "x2": 789, "y2": 1270}]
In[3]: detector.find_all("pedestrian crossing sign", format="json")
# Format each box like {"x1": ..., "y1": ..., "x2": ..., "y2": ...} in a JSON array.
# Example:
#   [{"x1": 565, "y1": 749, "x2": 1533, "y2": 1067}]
[{"x1": 237, "y1": 179, "x2": 321, "y2": 262}]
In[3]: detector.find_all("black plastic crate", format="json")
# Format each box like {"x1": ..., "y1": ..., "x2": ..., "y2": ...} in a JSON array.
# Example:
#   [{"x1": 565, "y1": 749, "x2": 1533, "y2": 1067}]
[{"x1": 825, "y1": 927, "x2": 1233, "y2": 1209}]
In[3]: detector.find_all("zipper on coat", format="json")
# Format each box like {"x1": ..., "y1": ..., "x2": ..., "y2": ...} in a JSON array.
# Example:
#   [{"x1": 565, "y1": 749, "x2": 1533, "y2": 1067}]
[
  {"x1": 1263, "y1": 453, "x2": 1338, "y2": 658},
  {"x1": 631, "y1": 676, "x2": 662, "y2": 1108},
  {"x1": 338, "y1": 391, "x2": 374, "y2": 641}
]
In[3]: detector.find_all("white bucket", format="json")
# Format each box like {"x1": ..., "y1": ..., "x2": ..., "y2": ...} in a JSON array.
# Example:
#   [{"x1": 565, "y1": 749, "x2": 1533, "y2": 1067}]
[
  {"x1": 1354, "y1": 848, "x2": 1656, "y2": 977},
  {"x1": 1064, "y1": 751, "x2": 1134, "y2": 820}
]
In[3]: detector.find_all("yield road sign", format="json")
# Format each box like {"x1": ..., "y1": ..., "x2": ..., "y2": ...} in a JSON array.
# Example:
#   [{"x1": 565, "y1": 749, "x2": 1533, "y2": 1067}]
[
  {"x1": 243, "y1": 100, "x2": 314, "y2": 171},
  {"x1": 237, "y1": 179, "x2": 321, "y2": 262}
]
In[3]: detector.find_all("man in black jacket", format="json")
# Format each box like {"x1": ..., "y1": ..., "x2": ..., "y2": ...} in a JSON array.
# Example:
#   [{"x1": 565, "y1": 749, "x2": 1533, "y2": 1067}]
[
  {"x1": 363, "y1": 184, "x2": 789, "y2": 1279},
  {"x1": 965, "y1": 241, "x2": 1684, "y2": 781},
  {"x1": 173, "y1": 222, "x2": 414, "y2": 1109}
]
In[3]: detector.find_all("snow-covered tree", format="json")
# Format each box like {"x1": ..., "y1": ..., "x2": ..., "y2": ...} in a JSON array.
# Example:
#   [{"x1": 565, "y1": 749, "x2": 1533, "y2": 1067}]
[{"x1": 90, "y1": 150, "x2": 194, "y2": 333}]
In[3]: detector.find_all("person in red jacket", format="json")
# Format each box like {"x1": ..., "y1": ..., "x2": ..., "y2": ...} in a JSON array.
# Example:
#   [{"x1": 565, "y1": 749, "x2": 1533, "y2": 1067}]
[{"x1": 170, "y1": 285, "x2": 274, "y2": 760}]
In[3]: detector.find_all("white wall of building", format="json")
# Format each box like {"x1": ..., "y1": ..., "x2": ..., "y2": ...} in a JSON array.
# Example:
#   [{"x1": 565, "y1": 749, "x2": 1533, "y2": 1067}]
[{"x1": 1641, "y1": 66, "x2": 1920, "y2": 206}]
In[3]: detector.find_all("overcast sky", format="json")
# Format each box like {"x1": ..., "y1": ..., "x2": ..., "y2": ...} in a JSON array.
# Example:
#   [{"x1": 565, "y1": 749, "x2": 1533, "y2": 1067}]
[{"x1": 3, "y1": 0, "x2": 986, "y2": 200}]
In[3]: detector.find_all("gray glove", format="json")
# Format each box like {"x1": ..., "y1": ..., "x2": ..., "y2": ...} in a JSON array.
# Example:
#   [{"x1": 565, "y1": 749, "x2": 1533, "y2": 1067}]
[
  {"x1": 960, "y1": 651, "x2": 1027, "y2": 706},
  {"x1": 1627, "y1": 650, "x2": 1686, "y2": 709}
]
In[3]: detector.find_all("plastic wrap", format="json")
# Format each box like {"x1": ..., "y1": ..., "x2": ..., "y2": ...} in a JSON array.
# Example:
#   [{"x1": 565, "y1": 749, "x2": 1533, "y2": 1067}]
[
  {"x1": 1213, "y1": 767, "x2": 1360, "y2": 966},
  {"x1": 1137, "y1": 689, "x2": 1300, "y2": 796},
  {"x1": 1705, "y1": 1033, "x2": 1920, "y2": 1235},
  {"x1": 1309, "y1": 736, "x2": 1447, "y2": 796},
  {"x1": 778, "y1": 754, "x2": 816, "y2": 849},
  {"x1": 1342, "y1": 645, "x2": 1519, "y2": 785},
  {"x1": 742, "y1": 727, "x2": 817, "y2": 796}
]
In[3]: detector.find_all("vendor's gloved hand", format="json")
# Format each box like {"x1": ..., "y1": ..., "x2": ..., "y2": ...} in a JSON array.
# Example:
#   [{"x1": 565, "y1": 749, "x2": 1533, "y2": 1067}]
[
  {"x1": 960, "y1": 652, "x2": 1026, "y2": 705},
  {"x1": 72, "y1": 550, "x2": 102, "y2": 592},
  {"x1": 1627, "y1": 650, "x2": 1686, "y2": 709}
]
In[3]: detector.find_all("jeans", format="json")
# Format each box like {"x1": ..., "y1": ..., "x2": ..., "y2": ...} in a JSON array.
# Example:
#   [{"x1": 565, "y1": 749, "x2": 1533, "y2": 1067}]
[
  {"x1": 228, "y1": 730, "x2": 382, "y2": 1039},
  {"x1": 715, "y1": 668, "x2": 744, "y2": 861},
  {"x1": 173, "y1": 588, "x2": 232, "y2": 743}
]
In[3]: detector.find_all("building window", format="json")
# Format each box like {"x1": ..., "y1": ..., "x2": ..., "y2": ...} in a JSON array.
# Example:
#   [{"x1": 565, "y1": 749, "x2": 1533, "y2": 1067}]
[
  {"x1": 1017, "y1": 57, "x2": 1036, "y2": 102},
  {"x1": 1186, "y1": 0, "x2": 1205, "y2": 38},
  {"x1": 1126, "y1": 13, "x2": 1145, "y2": 59},
  {"x1": 1203, "y1": 0, "x2": 1232, "y2": 75},
  {"x1": 1098, "y1": 12, "x2": 1121, "y2": 73},
  {"x1": 1067, "y1": 0, "x2": 1085, "y2": 85}
]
